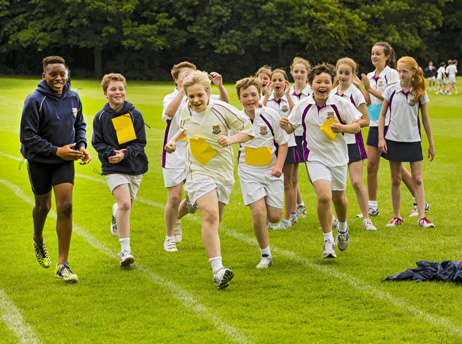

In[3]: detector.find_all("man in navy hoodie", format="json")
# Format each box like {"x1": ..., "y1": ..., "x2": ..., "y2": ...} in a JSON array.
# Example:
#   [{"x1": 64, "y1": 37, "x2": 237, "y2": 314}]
[{"x1": 20, "y1": 56, "x2": 91, "y2": 283}]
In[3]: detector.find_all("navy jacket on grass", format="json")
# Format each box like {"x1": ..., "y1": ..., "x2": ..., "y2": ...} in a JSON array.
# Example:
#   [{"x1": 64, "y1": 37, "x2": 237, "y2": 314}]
[
  {"x1": 20, "y1": 80, "x2": 87, "y2": 164},
  {"x1": 92, "y1": 101, "x2": 148, "y2": 176},
  {"x1": 383, "y1": 260, "x2": 462, "y2": 284}
]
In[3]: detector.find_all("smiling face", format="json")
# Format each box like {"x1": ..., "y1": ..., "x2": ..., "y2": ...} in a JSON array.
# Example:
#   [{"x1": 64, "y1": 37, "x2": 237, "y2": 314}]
[
  {"x1": 186, "y1": 83, "x2": 210, "y2": 113},
  {"x1": 105, "y1": 81, "x2": 126, "y2": 110},
  {"x1": 397, "y1": 62, "x2": 414, "y2": 87},
  {"x1": 291, "y1": 63, "x2": 308, "y2": 85},
  {"x1": 336, "y1": 64, "x2": 354, "y2": 88},
  {"x1": 371, "y1": 45, "x2": 388, "y2": 69},
  {"x1": 257, "y1": 72, "x2": 271, "y2": 90},
  {"x1": 271, "y1": 72, "x2": 286, "y2": 96},
  {"x1": 310, "y1": 72, "x2": 333, "y2": 106},
  {"x1": 42, "y1": 63, "x2": 67, "y2": 96},
  {"x1": 239, "y1": 85, "x2": 261, "y2": 115}
]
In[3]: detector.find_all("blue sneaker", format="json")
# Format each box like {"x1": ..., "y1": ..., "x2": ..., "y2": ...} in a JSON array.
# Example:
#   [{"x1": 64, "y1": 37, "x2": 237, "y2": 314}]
[
  {"x1": 336, "y1": 226, "x2": 349, "y2": 251},
  {"x1": 368, "y1": 207, "x2": 379, "y2": 216}
]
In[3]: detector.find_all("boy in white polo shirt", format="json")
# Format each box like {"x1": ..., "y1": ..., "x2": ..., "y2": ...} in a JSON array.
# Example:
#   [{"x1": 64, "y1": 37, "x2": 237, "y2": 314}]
[
  {"x1": 165, "y1": 71, "x2": 254, "y2": 290},
  {"x1": 162, "y1": 61, "x2": 230, "y2": 252},
  {"x1": 281, "y1": 63, "x2": 361, "y2": 259},
  {"x1": 236, "y1": 77, "x2": 289, "y2": 268}
]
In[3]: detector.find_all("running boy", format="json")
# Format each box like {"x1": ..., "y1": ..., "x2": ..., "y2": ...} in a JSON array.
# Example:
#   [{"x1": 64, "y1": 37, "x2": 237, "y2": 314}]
[
  {"x1": 162, "y1": 61, "x2": 230, "y2": 252},
  {"x1": 92, "y1": 73, "x2": 148, "y2": 266},
  {"x1": 236, "y1": 77, "x2": 289, "y2": 268},
  {"x1": 20, "y1": 56, "x2": 91, "y2": 283},
  {"x1": 164, "y1": 71, "x2": 254, "y2": 290},
  {"x1": 281, "y1": 63, "x2": 361, "y2": 258}
]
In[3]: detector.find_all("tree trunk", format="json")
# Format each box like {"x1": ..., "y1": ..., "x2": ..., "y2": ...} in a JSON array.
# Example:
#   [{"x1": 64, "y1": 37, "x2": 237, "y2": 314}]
[{"x1": 94, "y1": 47, "x2": 102, "y2": 78}]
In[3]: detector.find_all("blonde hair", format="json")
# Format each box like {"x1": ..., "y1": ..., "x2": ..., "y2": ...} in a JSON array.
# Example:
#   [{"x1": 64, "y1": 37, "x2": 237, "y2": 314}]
[
  {"x1": 397, "y1": 56, "x2": 426, "y2": 104},
  {"x1": 182, "y1": 70, "x2": 211, "y2": 95},
  {"x1": 271, "y1": 69, "x2": 289, "y2": 81},
  {"x1": 170, "y1": 61, "x2": 197, "y2": 81},
  {"x1": 235, "y1": 77, "x2": 262, "y2": 98},
  {"x1": 334, "y1": 57, "x2": 358, "y2": 87},
  {"x1": 255, "y1": 65, "x2": 272, "y2": 79},
  {"x1": 290, "y1": 57, "x2": 311, "y2": 74},
  {"x1": 101, "y1": 73, "x2": 127, "y2": 92}
]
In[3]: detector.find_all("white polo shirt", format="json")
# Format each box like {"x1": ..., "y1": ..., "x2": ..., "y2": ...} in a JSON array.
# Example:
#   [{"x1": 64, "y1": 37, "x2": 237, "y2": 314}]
[
  {"x1": 238, "y1": 106, "x2": 289, "y2": 174},
  {"x1": 437, "y1": 66, "x2": 446, "y2": 81},
  {"x1": 290, "y1": 84, "x2": 312, "y2": 136},
  {"x1": 162, "y1": 90, "x2": 218, "y2": 169},
  {"x1": 382, "y1": 84, "x2": 429, "y2": 143},
  {"x1": 288, "y1": 93, "x2": 361, "y2": 167},
  {"x1": 266, "y1": 92, "x2": 296, "y2": 147},
  {"x1": 179, "y1": 99, "x2": 254, "y2": 186},
  {"x1": 446, "y1": 65, "x2": 457, "y2": 83},
  {"x1": 366, "y1": 65, "x2": 399, "y2": 127},
  {"x1": 332, "y1": 84, "x2": 366, "y2": 144}
]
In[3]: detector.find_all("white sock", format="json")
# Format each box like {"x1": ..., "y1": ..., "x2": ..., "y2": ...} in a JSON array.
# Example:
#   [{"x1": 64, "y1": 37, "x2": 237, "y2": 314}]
[
  {"x1": 260, "y1": 246, "x2": 271, "y2": 257},
  {"x1": 209, "y1": 257, "x2": 223, "y2": 274},
  {"x1": 119, "y1": 238, "x2": 130, "y2": 252},
  {"x1": 166, "y1": 236, "x2": 175, "y2": 241},
  {"x1": 323, "y1": 231, "x2": 334, "y2": 242},
  {"x1": 338, "y1": 221, "x2": 348, "y2": 232},
  {"x1": 368, "y1": 201, "x2": 378, "y2": 210}
]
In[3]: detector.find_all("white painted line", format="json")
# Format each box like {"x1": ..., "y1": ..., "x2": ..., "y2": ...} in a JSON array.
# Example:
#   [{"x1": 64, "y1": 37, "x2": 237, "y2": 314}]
[
  {"x1": 0, "y1": 289, "x2": 42, "y2": 344},
  {"x1": 0, "y1": 179, "x2": 253, "y2": 344}
]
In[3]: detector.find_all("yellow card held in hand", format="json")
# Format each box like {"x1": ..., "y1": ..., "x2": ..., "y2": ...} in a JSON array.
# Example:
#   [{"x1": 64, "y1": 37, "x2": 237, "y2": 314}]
[
  {"x1": 245, "y1": 146, "x2": 272, "y2": 166},
  {"x1": 189, "y1": 137, "x2": 218, "y2": 165},
  {"x1": 320, "y1": 118, "x2": 339, "y2": 141},
  {"x1": 112, "y1": 114, "x2": 137, "y2": 144}
]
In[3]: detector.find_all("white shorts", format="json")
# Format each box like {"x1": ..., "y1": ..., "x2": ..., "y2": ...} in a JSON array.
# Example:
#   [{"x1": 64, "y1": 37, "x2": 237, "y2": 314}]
[
  {"x1": 238, "y1": 169, "x2": 284, "y2": 208},
  {"x1": 437, "y1": 78, "x2": 447, "y2": 85},
  {"x1": 427, "y1": 76, "x2": 435, "y2": 81},
  {"x1": 185, "y1": 178, "x2": 233, "y2": 205},
  {"x1": 105, "y1": 174, "x2": 143, "y2": 200},
  {"x1": 163, "y1": 167, "x2": 186, "y2": 188},
  {"x1": 306, "y1": 161, "x2": 347, "y2": 191},
  {"x1": 448, "y1": 76, "x2": 456, "y2": 84}
]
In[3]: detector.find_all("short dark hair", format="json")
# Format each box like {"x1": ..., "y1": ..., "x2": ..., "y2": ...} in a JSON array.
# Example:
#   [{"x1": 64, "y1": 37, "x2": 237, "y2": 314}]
[
  {"x1": 43, "y1": 56, "x2": 65, "y2": 72},
  {"x1": 308, "y1": 63, "x2": 336, "y2": 84}
]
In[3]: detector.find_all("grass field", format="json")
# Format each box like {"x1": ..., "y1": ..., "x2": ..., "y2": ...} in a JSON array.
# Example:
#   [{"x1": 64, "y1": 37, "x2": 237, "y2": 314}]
[{"x1": 1, "y1": 75, "x2": 462, "y2": 344}]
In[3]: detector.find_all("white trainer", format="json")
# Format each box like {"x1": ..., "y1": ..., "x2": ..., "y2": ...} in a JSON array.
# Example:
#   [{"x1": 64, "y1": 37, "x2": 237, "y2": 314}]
[
  {"x1": 296, "y1": 204, "x2": 306, "y2": 218},
  {"x1": 272, "y1": 219, "x2": 292, "y2": 230},
  {"x1": 163, "y1": 238, "x2": 178, "y2": 252},
  {"x1": 213, "y1": 267, "x2": 234, "y2": 290},
  {"x1": 256, "y1": 255, "x2": 273, "y2": 269},
  {"x1": 174, "y1": 220, "x2": 182, "y2": 243},
  {"x1": 110, "y1": 203, "x2": 118, "y2": 236},
  {"x1": 119, "y1": 250, "x2": 134, "y2": 266},
  {"x1": 363, "y1": 219, "x2": 377, "y2": 231},
  {"x1": 322, "y1": 240, "x2": 337, "y2": 258}
]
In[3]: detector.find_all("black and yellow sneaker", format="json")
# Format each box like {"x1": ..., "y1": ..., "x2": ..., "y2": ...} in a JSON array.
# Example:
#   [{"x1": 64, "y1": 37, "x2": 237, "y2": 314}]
[
  {"x1": 54, "y1": 263, "x2": 78, "y2": 283},
  {"x1": 33, "y1": 240, "x2": 51, "y2": 268}
]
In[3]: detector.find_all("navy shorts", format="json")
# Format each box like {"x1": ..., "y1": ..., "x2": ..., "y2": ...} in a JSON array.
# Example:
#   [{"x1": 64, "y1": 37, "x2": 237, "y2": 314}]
[
  {"x1": 366, "y1": 126, "x2": 388, "y2": 147},
  {"x1": 284, "y1": 146, "x2": 300, "y2": 165},
  {"x1": 348, "y1": 144, "x2": 364, "y2": 163},
  {"x1": 382, "y1": 140, "x2": 423, "y2": 162},
  {"x1": 27, "y1": 160, "x2": 75, "y2": 195},
  {"x1": 295, "y1": 136, "x2": 307, "y2": 163}
]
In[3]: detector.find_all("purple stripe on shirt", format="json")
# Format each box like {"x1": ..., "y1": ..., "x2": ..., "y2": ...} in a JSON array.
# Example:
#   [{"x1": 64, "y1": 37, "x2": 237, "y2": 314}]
[
  {"x1": 355, "y1": 132, "x2": 368, "y2": 159},
  {"x1": 330, "y1": 104, "x2": 346, "y2": 125},
  {"x1": 162, "y1": 119, "x2": 172, "y2": 168},
  {"x1": 301, "y1": 104, "x2": 313, "y2": 160},
  {"x1": 211, "y1": 108, "x2": 230, "y2": 130},
  {"x1": 350, "y1": 94, "x2": 356, "y2": 107},
  {"x1": 260, "y1": 114, "x2": 279, "y2": 157}
]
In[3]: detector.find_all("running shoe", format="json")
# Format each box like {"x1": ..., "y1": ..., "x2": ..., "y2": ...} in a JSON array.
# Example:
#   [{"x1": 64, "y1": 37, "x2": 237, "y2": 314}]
[
  {"x1": 322, "y1": 240, "x2": 337, "y2": 258},
  {"x1": 336, "y1": 226, "x2": 349, "y2": 251},
  {"x1": 163, "y1": 237, "x2": 178, "y2": 252},
  {"x1": 34, "y1": 240, "x2": 51, "y2": 268},
  {"x1": 186, "y1": 199, "x2": 198, "y2": 214},
  {"x1": 409, "y1": 202, "x2": 430, "y2": 217},
  {"x1": 332, "y1": 218, "x2": 339, "y2": 229},
  {"x1": 213, "y1": 267, "x2": 234, "y2": 290},
  {"x1": 290, "y1": 213, "x2": 298, "y2": 224},
  {"x1": 386, "y1": 217, "x2": 403, "y2": 227},
  {"x1": 119, "y1": 250, "x2": 135, "y2": 266},
  {"x1": 418, "y1": 217, "x2": 435, "y2": 228},
  {"x1": 54, "y1": 263, "x2": 78, "y2": 283},
  {"x1": 363, "y1": 219, "x2": 377, "y2": 231},
  {"x1": 256, "y1": 254, "x2": 273, "y2": 269},
  {"x1": 174, "y1": 220, "x2": 182, "y2": 243},
  {"x1": 296, "y1": 204, "x2": 306, "y2": 218},
  {"x1": 110, "y1": 203, "x2": 118, "y2": 236},
  {"x1": 368, "y1": 207, "x2": 380, "y2": 216},
  {"x1": 272, "y1": 219, "x2": 292, "y2": 230}
]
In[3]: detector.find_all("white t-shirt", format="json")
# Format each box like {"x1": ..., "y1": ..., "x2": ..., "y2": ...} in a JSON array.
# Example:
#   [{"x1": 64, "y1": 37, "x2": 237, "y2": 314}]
[
  {"x1": 332, "y1": 84, "x2": 366, "y2": 144},
  {"x1": 382, "y1": 84, "x2": 429, "y2": 143},
  {"x1": 290, "y1": 84, "x2": 312, "y2": 136},
  {"x1": 266, "y1": 92, "x2": 296, "y2": 147},
  {"x1": 437, "y1": 66, "x2": 446, "y2": 80},
  {"x1": 366, "y1": 65, "x2": 399, "y2": 127},
  {"x1": 238, "y1": 106, "x2": 289, "y2": 174},
  {"x1": 288, "y1": 93, "x2": 361, "y2": 167}
]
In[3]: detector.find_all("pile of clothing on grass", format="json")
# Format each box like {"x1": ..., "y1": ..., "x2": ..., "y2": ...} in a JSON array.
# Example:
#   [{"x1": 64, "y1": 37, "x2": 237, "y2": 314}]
[{"x1": 383, "y1": 260, "x2": 462, "y2": 284}]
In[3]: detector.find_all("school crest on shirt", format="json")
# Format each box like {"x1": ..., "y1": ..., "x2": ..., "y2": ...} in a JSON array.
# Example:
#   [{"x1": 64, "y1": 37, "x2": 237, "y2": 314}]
[
  {"x1": 281, "y1": 105, "x2": 289, "y2": 112},
  {"x1": 72, "y1": 108, "x2": 78, "y2": 118},
  {"x1": 378, "y1": 80, "x2": 384, "y2": 87},
  {"x1": 260, "y1": 126, "x2": 268, "y2": 136},
  {"x1": 212, "y1": 125, "x2": 221, "y2": 134},
  {"x1": 327, "y1": 112, "x2": 335, "y2": 119}
]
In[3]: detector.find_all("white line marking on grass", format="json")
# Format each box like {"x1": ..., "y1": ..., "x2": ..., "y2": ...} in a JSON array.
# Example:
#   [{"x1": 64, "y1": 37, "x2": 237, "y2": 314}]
[
  {"x1": 0, "y1": 289, "x2": 42, "y2": 344},
  {"x1": 0, "y1": 179, "x2": 254, "y2": 344},
  {"x1": 0, "y1": 151, "x2": 23, "y2": 161}
]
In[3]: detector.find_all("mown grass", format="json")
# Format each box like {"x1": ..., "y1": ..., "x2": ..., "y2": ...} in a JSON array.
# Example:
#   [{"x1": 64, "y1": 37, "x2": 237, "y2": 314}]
[{"x1": 1, "y1": 76, "x2": 461, "y2": 343}]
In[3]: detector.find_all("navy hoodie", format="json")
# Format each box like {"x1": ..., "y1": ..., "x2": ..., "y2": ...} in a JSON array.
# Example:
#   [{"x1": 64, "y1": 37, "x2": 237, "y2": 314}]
[
  {"x1": 20, "y1": 80, "x2": 87, "y2": 164},
  {"x1": 92, "y1": 101, "x2": 148, "y2": 175}
]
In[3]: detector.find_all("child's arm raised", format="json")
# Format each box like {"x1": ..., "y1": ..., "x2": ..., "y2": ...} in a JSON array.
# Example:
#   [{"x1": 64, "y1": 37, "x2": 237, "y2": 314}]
[
  {"x1": 209, "y1": 72, "x2": 230, "y2": 103},
  {"x1": 165, "y1": 130, "x2": 187, "y2": 153},
  {"x1": 420, "y1": 103, "x2": 435, "y2": 161},
  {"x1": 284, "y1": 80, "x2": 295, "y2": 111}
]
